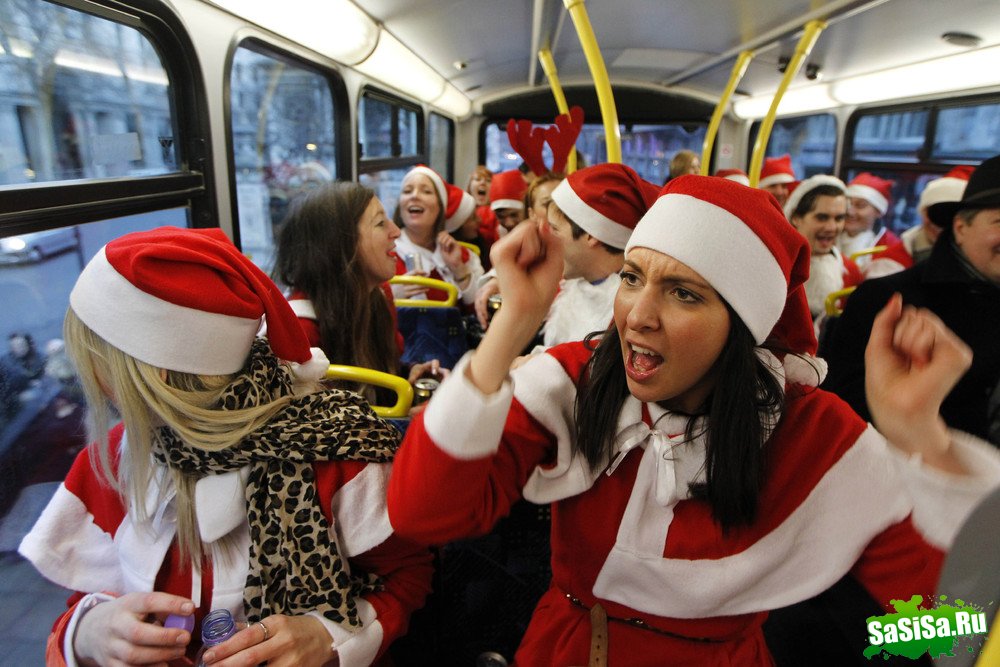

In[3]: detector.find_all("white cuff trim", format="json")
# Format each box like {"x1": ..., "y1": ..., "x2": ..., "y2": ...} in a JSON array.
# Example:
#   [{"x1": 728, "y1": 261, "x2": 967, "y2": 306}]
[
  {"x1": 423, "y1": 352, "x2": 513, "y2": 460},
  {"x1": 307, "y1": 599, "x2": 382, "y2": 667},
  {"x1": 64, "y1": 592, "x2": 116, "y2": 667}
]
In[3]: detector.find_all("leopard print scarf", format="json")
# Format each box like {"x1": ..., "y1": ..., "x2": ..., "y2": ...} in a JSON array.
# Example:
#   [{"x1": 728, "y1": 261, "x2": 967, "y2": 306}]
[{"x1": 152, "y1": 338, "x2": 400, "y2": 628}]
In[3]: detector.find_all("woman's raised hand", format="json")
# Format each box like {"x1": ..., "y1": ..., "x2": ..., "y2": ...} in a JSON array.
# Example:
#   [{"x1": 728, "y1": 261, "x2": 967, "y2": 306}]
[
  {"x1": 865, "y1": 293, "x2": 973, "y2": 472},
  {"x1": 467, "y1": 220, "x2": 563, "y2": 395},
  {"x1": 437, "y1": 231, "x2": 465, "y2": 271},
  {"x1": 73, "y1": 592, "x2": 194, "y2": 666}
]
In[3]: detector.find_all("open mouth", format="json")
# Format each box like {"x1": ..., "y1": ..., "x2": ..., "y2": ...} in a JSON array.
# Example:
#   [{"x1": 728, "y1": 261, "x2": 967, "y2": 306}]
[
  {"x1": 626, "y1": 343, "x2": 664, "y2": 380},
  {"x1": 477, "y1": 187, "x2": 488, "y2": 196}
]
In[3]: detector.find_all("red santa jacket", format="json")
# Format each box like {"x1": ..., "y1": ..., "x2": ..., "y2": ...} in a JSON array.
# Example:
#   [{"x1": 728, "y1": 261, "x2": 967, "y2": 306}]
[
  {"x1": 21, "y1": 423, "x2": 432, "y2": 666},
  {"x1": 388, "y1": 342, "x2": 1000, "y2": 666}
]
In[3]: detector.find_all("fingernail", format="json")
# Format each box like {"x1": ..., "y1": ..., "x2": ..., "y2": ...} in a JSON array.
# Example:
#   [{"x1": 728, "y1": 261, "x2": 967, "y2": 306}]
[
  {"x1": 176, "y1": 633, "x2": 188, "y2": 645},
  {"x1": 203, "y1": 650, "x2": 215, "y2": 662},
  {"x1": 181, "y1": 602, "x2": 195, "y2": 613}
]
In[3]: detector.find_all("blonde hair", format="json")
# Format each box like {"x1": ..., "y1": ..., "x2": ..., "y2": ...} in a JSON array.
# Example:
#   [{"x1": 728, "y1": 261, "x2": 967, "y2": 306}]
[{"x1": 64, "y1": 307, "x2": 298, "y2": 565}]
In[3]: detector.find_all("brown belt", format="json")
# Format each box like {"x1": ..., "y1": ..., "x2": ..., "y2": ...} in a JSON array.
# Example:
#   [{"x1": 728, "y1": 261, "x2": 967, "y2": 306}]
[
  {"x1": 589, "y1": 603, "x2": 608, "y2": 667},
  {"x1": 564, "y1": 592, "x2": 726, "y2": 646}
]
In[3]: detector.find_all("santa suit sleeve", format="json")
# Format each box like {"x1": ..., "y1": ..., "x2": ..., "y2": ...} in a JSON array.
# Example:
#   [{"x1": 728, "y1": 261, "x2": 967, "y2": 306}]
[
  {"x1": 308, "y1": 460, "x2": 434, "y2": 666},
  {"x1": 387, "y1": 352, "x2": 559, "y2": 545}
]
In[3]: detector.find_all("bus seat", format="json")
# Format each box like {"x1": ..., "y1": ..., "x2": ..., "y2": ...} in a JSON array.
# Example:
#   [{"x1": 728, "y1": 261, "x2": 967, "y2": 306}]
[{"x1": 390, "y1": 275, "x2": 468, "y2": 368}]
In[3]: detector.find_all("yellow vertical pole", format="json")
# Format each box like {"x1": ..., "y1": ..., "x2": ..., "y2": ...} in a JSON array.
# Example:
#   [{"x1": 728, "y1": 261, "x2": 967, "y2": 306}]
[
  {"x1": 748, "y1": 20, "x2": 826, "y2": 187},
  {"x1": 563, "y1": 0, "x2": 621, "y2": 163},
  {"x1": 700, "y1": 50, "x2": 754, "y2": 175},
  {"x1": 975, "y1": 620, "x2": 1000, "y2": 667},
  {"x1": 538, "y1": 48, "x2": 577, "y2": 173}
]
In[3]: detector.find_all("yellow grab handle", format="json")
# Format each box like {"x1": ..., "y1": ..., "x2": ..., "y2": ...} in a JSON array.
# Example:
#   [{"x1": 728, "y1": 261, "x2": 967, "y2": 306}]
[
  {"x1": 538, "y1": 48, "x2": 577, "y2": 173},
  {"x1": 564, "y1": 0, "x2": 621, "y2": 164},
  {"x1": 701, "y1": 50, "x2": 754, "y2": 175},
  {"x1": 390, "y1": 275, "x2": 459, "y2": 308},
  {"x1": 975, "y1": 617, "x2": 1000, "y2": 666},
  {"x1": 326, "y1": 364, "x2": 413, "y2": 418},
  {"x1": 824, "y1": 286, "x2": 857, "y2": 318},
  {"x1": 457, "y1": 240, "x2": 481, "y2": 256},
  {"x1": 749, "y1": 20, "x2": 826, "y2": 187},
  {"x1": 848, "y1": 245, "x2": 888, "y2": 263}
]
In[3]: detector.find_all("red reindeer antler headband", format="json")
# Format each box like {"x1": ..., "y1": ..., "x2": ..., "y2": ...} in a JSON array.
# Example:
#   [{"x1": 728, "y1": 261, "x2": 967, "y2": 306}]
[{"x1": 506, "y1": 106, "x2": 584, "y2": 175}]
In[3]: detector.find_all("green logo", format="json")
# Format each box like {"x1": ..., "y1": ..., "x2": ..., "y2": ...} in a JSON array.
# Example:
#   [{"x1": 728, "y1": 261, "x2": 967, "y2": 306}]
[{"x1": 864, "y1": 595, "x2": 990, "y2": 660}]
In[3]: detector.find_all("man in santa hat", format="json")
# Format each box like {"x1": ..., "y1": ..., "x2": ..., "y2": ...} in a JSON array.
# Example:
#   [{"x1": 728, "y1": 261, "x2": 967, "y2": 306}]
[
  {"x1": 839, "y1": 172, "x2": 900, "y2": 264},
  {"x1": 866, "y1": 166, "x2": 974, "y2": 279},
  {"x1": 757, "y1": 154, "x2": 797, "y2": 207},
  {"x1": 784, "y1": 175, "x2": 863, "y2": 322}
]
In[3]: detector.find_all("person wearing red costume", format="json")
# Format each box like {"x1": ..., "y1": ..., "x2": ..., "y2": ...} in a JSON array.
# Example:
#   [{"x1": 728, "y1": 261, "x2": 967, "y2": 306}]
[
  {"x1": 20, "y1": 227, "x2": 432, "y2": 667},
  {"x1": 388, "y1": 176, "x2": 1000, "y2": 666}
]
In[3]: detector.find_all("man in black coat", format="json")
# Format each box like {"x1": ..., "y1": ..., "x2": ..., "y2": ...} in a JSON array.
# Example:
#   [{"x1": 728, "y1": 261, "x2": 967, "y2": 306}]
[{"x1": 822, "y1": 154, "x2": 1000, "y2": 446}]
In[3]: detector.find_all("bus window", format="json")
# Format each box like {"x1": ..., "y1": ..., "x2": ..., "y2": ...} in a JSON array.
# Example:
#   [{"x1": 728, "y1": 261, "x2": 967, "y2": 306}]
[
  {"x1": 484, "y1": 122, "x2": 706, "y2": 185},
  {"x1": 428, "y1": 112, "x2": 454, "y2": 181},
  {"x1": 933, "y1": 102, "x2": 1000, "y2": 161},
  {"x1": 358, "y1": 89, "x2": 425, "y2": 209},
  {"x1": 844, "y1": 97, "x2": 1000, "y2": 235},
  {"x1": 749, "y1": 114, "x2": 837, "y2": 178},
  {"x1": 230, "y1": 43, "x2": 341, "y2": 273},
  {"x1": 0, "y1": 0, "x2": 175, "y2": 186}
]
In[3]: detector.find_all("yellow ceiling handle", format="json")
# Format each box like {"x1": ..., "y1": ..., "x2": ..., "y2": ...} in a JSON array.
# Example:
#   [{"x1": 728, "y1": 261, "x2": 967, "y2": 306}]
[
  {"x1": 563, "y1": 0, "x2": 621, "y2": 164},
  {"x1": 824, "y1": 286, "x2": 857, "y2": 317},
  {"x1": 326, "y1": 364, "x2": 413, "y2": 418},
  {"x1": 457, "y1": 240, "x2": 481, "y2": 256},
  {"x1": 390, "y1": 275, "x2": 459, "y2": 308},
  {"x1": 748, "y1": 20, "x2": 826, "y2": 187},
  {"x1": 848, "y1": 245, "x2": 888, "y2": 263},
  {"x1": 701, "y1": 50, "x2": 754, "y2": 175},
  {"x1": 538, "y1": 48, "x2": 577, "y2": 173}
]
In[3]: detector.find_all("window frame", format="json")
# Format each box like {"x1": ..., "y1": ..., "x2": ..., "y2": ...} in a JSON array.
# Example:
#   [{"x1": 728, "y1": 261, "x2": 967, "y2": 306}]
[
  {"x1": 222, "y1": 36, "x2": 350, "y2": 251},
  {"x1": 747, "y1": 111, "x2": 840, "y2": 177},
  {"x1": 842, "y1": 92, "x2": 1000, "y2": 180},
  {"x1": 356, "y1": 86, "x2": 426, "y2": 177},
  {"x1": 427, "y1": 111, "x2": 455, "y2": 183},
  {"x1": 0, "y1": 0, "x2": 217, "y2": 234}
]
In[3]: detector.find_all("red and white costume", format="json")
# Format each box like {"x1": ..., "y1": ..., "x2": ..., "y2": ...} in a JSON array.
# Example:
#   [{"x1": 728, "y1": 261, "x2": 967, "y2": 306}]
[
  {"x1": 392, "y1": 230, "x2": 484, "y2": 305},
  {"x1": 866, "y1": 234, "x2": 919, "y2": 279},
  {"x1": 805, "y1": 248, "x2": 864, "y2": 318},
  {"x1": 21, "y1": 424, "x2": 432, "y2": 667},
  {"x1": 388, "y1": 345, "x2": 1000, "y2": 666},
  {"x1": 542, "y1": 275, "x2": 620, "y2": 346},
  {"x1": 288, "y1": 286, "x2": 405, "y2": 357}
]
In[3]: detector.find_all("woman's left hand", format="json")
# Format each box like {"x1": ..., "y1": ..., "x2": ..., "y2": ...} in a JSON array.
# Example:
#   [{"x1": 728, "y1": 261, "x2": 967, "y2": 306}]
[
  {"x1": 407, "y1": 359, "x2": 449, "y2": 384},
  {"x1": 865, "y1": 293, "x2": 972, "y2": 472},
  {"x1": 437, "y1": 231, "x2": 465, "y2": 271},
  {"x1": 199, "y1": 614, "x2": 338, "y2": 667}
]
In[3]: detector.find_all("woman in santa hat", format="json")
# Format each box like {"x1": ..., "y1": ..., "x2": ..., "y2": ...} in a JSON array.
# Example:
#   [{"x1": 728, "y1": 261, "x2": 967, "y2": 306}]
[
  {"x1": 274, "y1": 181, "x2": 446, "y2": 400},
  {"x1": 387, "y1": 176, "x2": 1000, "y2": 665},
  {"x1": 19, "y1": 227, "x2": 432, "y2": 666},
  {"x1": 392, "y1": 165, "x2": 484, "y2": 306}
]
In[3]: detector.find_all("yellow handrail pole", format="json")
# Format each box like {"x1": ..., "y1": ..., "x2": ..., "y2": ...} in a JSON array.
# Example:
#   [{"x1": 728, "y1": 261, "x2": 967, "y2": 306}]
[
  {"x1": 538, "y1": 48, "x2": 577, "y2": 173},
  {"x1": 975, "y1": 618, "x2": 1000, "y2": 667},
  {"x1": 563, "y1": 0, "x2": 621, "y2": 164},
  {"x1": 700, "y1": 50, "x2": 754, "y2": 175},
  {"x1": 748, "y1": 20, "x2": 826, "y2": 187},
  {"x1": 325, "y1": 365, "x2": 414, "y2": 418}
]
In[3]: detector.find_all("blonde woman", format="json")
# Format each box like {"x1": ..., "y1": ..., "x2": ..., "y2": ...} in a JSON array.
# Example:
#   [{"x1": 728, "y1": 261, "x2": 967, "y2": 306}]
[{"x1": 20, "y1": 227, "x2": 431, "y2": 667}]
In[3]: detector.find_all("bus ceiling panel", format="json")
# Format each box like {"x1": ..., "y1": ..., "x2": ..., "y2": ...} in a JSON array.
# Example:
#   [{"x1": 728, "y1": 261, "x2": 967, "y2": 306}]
[{"x1": 353, "y1": 0, "x2": 1000, "y2": 113}]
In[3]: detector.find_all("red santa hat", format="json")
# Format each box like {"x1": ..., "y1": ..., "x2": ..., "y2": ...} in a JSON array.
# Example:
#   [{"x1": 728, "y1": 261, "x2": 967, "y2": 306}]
[
  {"x1": 550, "y1": 164, "x2": 660, "y2": 250},
  {"x1": 444, "y1": 183, "x2": 476, "y2": 233},
  {"x1": 846, "y1": 172, "x2": 894, "y2": 215},
  {"x1": 917, "y1": 165, "x2": 973, "y2": 213},
  {"x1": 758, "y1": 155, "x2": 796, "y2": 188},
  {"x1": 489, "y1": 170, "x2": 527, "y2": 211},
  {"x1": 714, "y1": 168, "x2": 750, "y2": 186},
  {"x1": 69, "y1": 227, "x2": 324, "y2": 378},
  {"x1": 627, "y1": 175, "x2": 825, "y2": 384},
  {"x1": 783, "y1": 174, "x2": 847, "y2": 220},
  {"x1": 404, "y1": 165, "x2": 448, "y2": 208}
]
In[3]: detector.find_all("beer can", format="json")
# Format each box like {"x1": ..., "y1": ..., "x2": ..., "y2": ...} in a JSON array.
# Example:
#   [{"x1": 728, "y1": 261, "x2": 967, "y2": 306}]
[
  {"x1": 487, "y1": 294, "x2": 503, "y2": 322},
  {"x1": 412, "y1": 377, "x2": 440, "y2": 406}
]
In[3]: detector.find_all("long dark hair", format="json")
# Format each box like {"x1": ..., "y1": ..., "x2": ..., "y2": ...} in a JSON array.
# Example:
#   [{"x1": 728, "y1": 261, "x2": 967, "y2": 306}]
[
  {"x1": 574, "y1": 306, "x2": 784, "y2": 531},
  {"x1": 272, "y1": 182, "x2": 398, "y2": 375}
]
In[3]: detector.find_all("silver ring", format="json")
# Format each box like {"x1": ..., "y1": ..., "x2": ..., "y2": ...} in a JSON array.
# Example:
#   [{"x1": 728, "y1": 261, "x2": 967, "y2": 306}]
[{"x1": 257, "y1": 621, "x2": 270, "y2": 642}]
